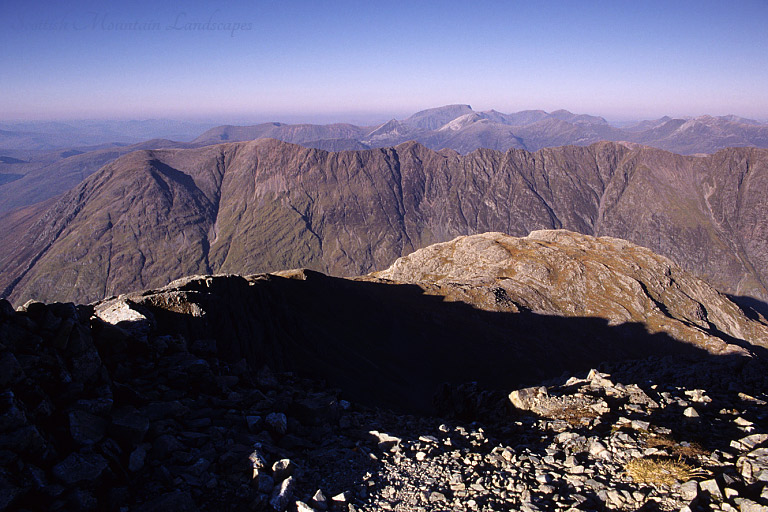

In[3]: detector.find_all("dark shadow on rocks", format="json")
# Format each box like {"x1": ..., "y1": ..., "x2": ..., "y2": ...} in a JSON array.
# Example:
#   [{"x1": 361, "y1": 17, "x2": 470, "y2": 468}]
[
  {"x1": 98, "y1": 271, "x2": 768, "y2": 510},
  {"x1": 459, "y1": 352, "x2": 768, "y2": 511},
  {"x1": 5, "y1": 274, "x2": 767, "y2": 511},
  {"x1": 136, "y1": 271, "x2": 715, "y2": 415},
  {"x1": 728, "y1": 294, "x2": 768, "y2": 322},
  {"x1": 599, "y1": 353, "x2": 768, "y2": 456}
]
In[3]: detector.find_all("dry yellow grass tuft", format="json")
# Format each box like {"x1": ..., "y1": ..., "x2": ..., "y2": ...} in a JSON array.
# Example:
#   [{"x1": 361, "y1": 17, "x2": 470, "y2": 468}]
[
  {"x1": 557, "y1": 404, "x2": 600, "y2": 426},
  {"x1": 625, "y1": 458, "x2": 703, "y2": 486},
  {"x1": 645, "y1": 434, "x2": 710, "y2": 459}
]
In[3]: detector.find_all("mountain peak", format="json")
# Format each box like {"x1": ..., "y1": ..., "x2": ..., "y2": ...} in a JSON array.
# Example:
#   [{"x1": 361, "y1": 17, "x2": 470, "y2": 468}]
[
  {"x1": 438, "y1": 112, "x2": 485, "y2": 132},
  {"x1": 404, "y1": 104, "x2": 475, "y2": 131},
  {"x1": 365, "y1": 119, "x2": 410, "y2": 142}
]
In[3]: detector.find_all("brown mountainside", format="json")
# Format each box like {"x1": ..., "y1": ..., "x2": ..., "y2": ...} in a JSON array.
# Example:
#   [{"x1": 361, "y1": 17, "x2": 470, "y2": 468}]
[
  {"x1": 1, "y1": 140, "x2": 767, "y2": 306},
  {"x1": 4, "y1": 106, "x2": 767, "y2": 217}
]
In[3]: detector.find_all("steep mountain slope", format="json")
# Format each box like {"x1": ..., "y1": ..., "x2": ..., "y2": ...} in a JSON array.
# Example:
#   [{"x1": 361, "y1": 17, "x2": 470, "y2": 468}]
[
  {"x1": 1, "y1": 140, "x2": 768, "y2": 306},
  {"x1": 0, "y1": 139, "x2": 197, "y2": 214}
]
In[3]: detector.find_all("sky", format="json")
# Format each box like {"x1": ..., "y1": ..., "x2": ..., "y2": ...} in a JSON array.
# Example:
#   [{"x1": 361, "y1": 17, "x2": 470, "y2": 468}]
[{"x1": 1, "y1": 0, "x2": 767, "y2": 123}]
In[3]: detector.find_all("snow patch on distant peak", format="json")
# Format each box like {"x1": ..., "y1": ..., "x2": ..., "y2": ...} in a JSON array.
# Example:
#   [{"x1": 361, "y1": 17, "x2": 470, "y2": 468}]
[{"x1": 439, "y1": 113, "x2": 483, "y2": 132}]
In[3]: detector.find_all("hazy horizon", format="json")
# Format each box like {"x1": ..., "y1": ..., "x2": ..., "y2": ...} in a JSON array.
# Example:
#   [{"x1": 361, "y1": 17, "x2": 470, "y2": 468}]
[
  {"x1": 3, "y1": 105, "x2": 767, "y2": 129},
  {"x1": 2, "y1": 0, "x2": 768, "y2": 122}
]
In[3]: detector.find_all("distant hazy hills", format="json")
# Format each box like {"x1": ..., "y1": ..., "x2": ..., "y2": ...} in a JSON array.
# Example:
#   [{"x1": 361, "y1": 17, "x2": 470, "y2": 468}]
[
  {"x1": 0, "y1": 119, "x2": 218, "y2": 150},
  {"x1": 193, "y1": 104, "x2": 768, "y2": 155},
  {"x1": 2, "y1": 139, "x2": 766, "y2": 309},
  {"x1": 0, "y1": 139, "x2": 200, "y2": 213},
  {"x1": 2, "y1": 105, "x2": 767, "y2": 215}
]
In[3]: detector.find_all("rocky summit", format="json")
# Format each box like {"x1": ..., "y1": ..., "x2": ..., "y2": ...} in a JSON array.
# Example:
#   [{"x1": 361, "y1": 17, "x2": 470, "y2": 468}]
[
  {"x1": 1, "y1": 231, "x2": 768, "y2": 511},
  {"x1": 373, "y1": 231, "x2": 768, "y2": 353}
]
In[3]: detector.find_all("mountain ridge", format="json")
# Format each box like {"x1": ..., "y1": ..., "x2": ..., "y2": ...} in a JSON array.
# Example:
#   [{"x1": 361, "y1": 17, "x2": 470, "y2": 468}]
[
  {"x1": 4, "y1": 105, "x2": 767, "y2": 218},
  {"x1": 86, "y1": 229, "x2": 768, "y2": 410},
  {"x1": 2, "y1": 139, "x2": 768, "y2": 307},
  {"x1": 191, "y1": 105, "x2": 768, "y2": 156}
]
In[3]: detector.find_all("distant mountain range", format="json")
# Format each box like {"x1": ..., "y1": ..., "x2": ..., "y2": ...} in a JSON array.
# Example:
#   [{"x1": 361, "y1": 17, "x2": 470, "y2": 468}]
[
  {"x1": 0, "y1": 119, "x2": 218, "y2": 150},
  {"x1": 0, "y1": 139, "x2": 198, "y2": 213},
  {"x1": 193, "y1": 104, "x2": 768, "y2": 155},
  {"x1": 2, "y1": 139, "x2": 766, "y2": 310},
  {"x1": 2, "y1": 105, "x2": 767, "y2": 215}
]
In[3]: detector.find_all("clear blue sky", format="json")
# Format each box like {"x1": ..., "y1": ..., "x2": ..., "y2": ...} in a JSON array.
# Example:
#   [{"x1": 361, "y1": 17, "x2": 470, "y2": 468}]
[{"x1": 1, "y1": 0, "x2": 767, "y2": 123}]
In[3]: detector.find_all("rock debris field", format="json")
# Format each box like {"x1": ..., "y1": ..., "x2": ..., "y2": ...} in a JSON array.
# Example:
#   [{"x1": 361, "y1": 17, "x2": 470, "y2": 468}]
[{"x1": 2, "y1": 294, "x2": 768, "y2": 512}]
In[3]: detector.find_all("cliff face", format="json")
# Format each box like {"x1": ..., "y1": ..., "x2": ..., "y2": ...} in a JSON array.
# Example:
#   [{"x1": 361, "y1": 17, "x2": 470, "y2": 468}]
[{"x1": 1, "y1": 140, "x2": 768, "y2": 306}]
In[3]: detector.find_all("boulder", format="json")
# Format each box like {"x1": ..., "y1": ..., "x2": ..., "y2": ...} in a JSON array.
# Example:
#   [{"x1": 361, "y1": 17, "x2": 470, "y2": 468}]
[
  {"x1": 52, "y1": 452, "x2": 108, "y2": 485},
  {"x1": 68, "y1": 410, "x2": 106, "y2": 446}
]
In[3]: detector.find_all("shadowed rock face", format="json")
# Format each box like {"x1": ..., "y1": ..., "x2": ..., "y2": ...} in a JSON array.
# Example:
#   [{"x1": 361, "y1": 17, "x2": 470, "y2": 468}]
[
  {"x1": 1, "y1": 140, "x2": 768, "y2": 306},
  {"x1": 86, "y1": 231, "x2": 767, "y2": 413}
]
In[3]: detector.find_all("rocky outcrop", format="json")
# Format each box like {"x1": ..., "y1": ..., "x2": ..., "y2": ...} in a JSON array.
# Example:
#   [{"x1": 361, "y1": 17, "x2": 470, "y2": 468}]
[
  {"x1": 2, "y1": 232, "x2": 768, "y2": 511},
  {"x1": 2, "y1": 290, "x2": 768, "y2": 511},
  {"x1": 0, "y1": 295, "x2": 363, "y2": 511},
  {"x1": 362, "y1": 356, "x2": 768, "y2": 511},
  {"x1": 373, "y1": 231, "x2": 768, "y2": 353},
  {"x1": 3, "y1": 140, "x2": 768, "y2": 308},
  {"x1": 46, "y1": 231, "x2": 763, "y2": 414}
]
